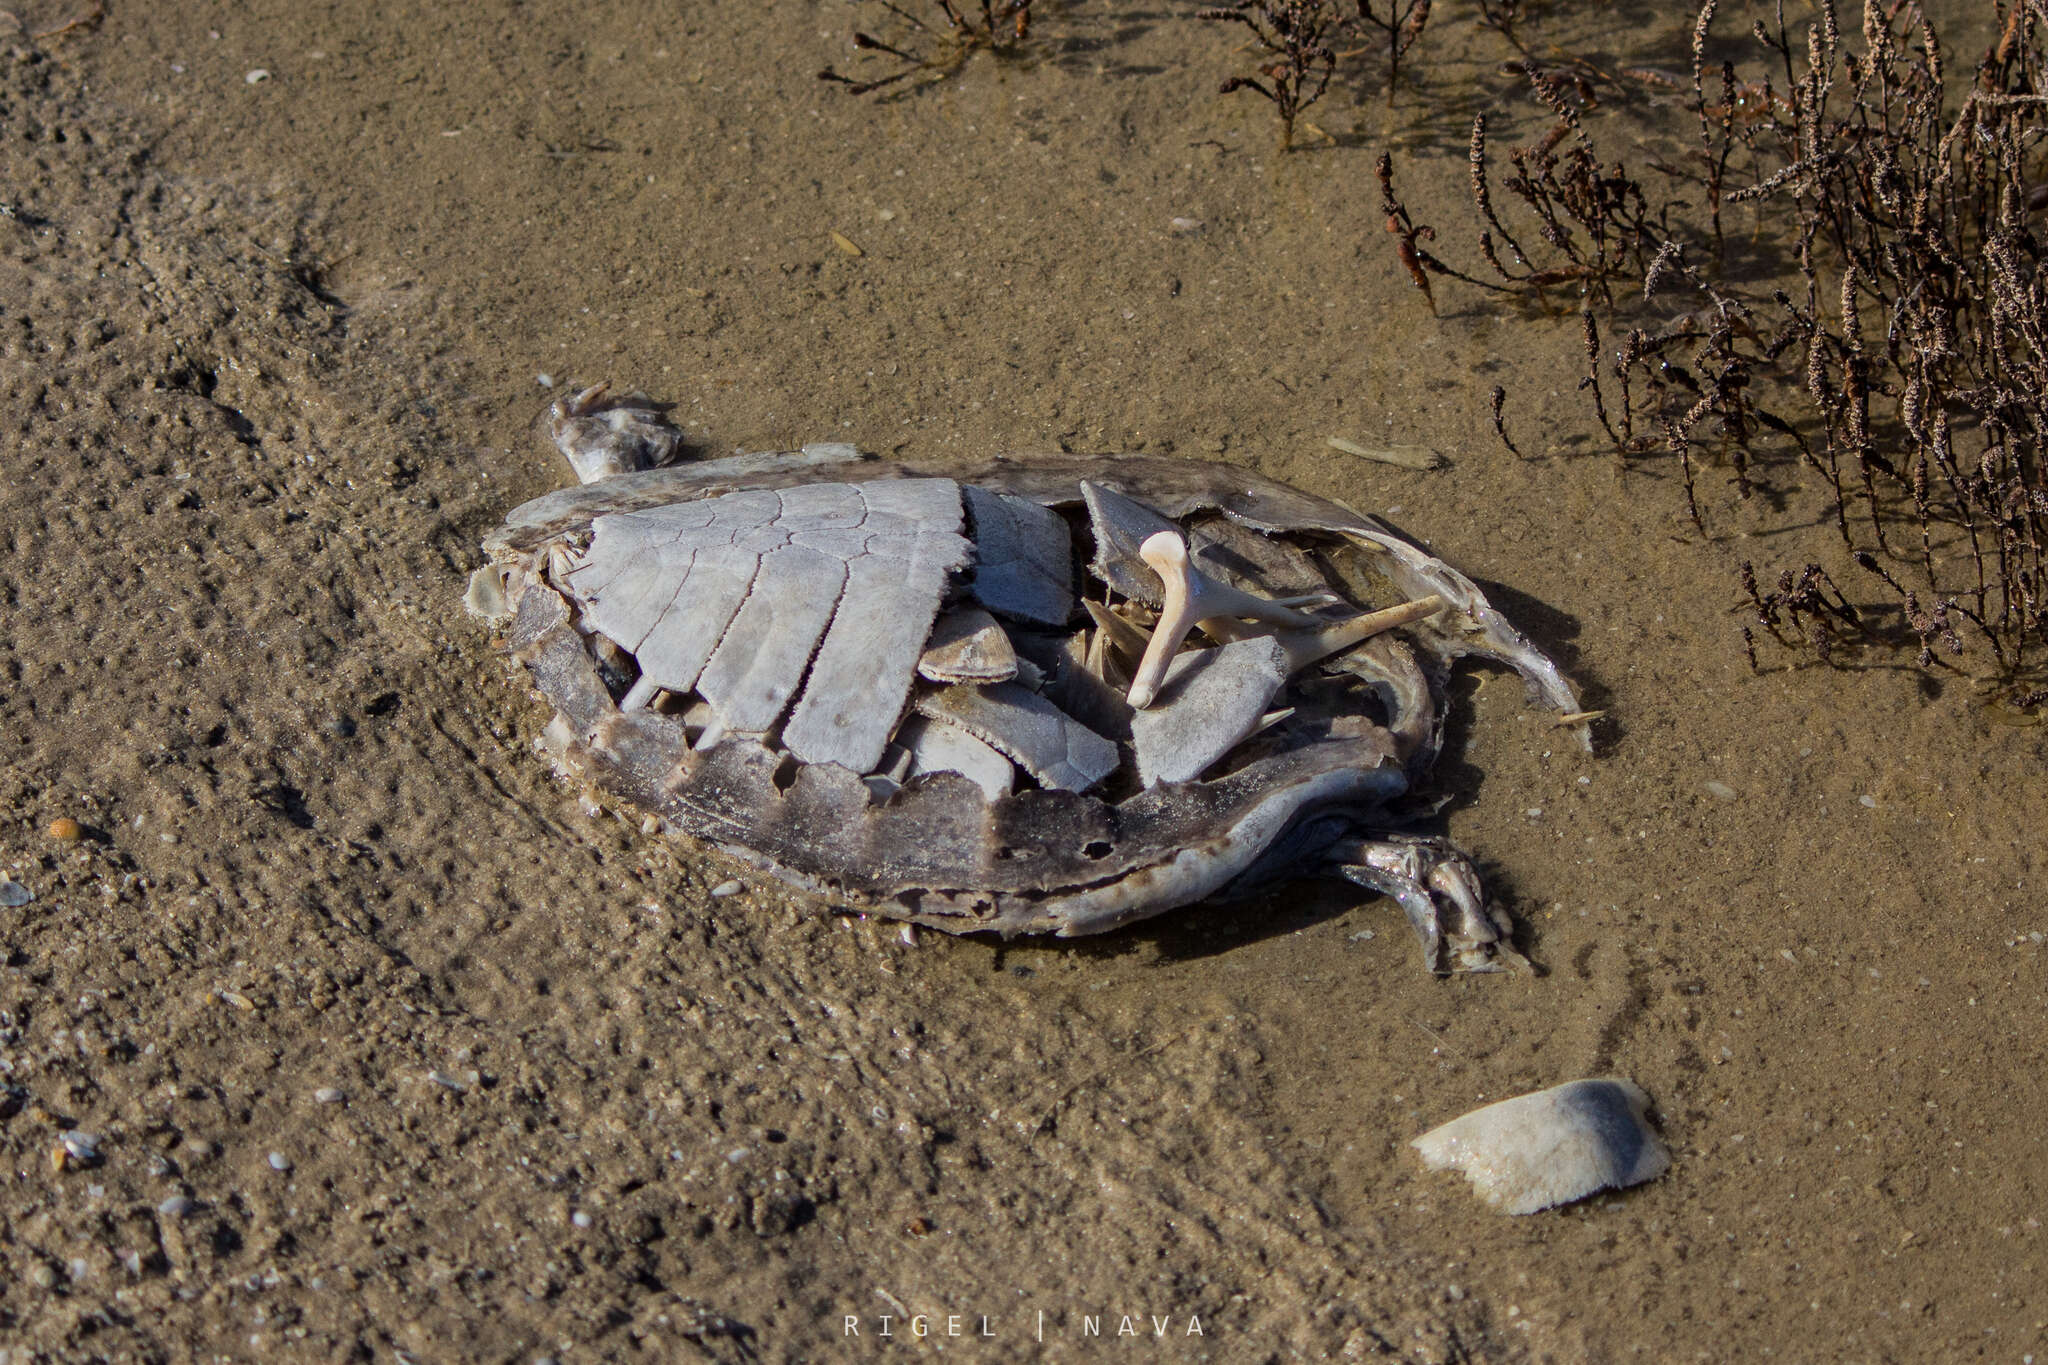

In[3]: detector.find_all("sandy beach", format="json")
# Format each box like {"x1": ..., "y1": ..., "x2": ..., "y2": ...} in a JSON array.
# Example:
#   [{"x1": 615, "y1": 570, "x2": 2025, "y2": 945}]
[{"x1": 0, "y1": 1, "x2": 2043, "y2": 1359}]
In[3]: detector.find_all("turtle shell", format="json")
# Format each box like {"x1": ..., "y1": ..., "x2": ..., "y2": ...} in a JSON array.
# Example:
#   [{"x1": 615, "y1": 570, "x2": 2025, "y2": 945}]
[{"x1": 472, "y1": 439, "x2": 1583, "y2": 944}]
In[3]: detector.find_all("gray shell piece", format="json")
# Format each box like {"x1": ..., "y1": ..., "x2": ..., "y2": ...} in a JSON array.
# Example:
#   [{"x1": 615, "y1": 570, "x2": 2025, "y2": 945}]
[
  {"x1": 915, "y1": 681, "x2": 1119, "y2": 793},
  {"x1": 567, "y1": 477, "x2": 970, "y2": 771},
  {"x1": 961, "y1": 485, "x2": 1074, "y2": 626},
  {"x1": 917, "y1": 607, "x2": 1019, "y2": 684},
  {"x1": 1130, "y1": 637, "x2": 1291, "y2": 787},
  {"x1": 479, "y1": 395, "x2": 1590, "y2": 972},
  {"x1": 1079, "y1": 479, "x2": 1181, "y2": 604}
]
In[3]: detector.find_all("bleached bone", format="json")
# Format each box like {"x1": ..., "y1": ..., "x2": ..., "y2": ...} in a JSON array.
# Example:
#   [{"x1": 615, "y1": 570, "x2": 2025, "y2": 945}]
[
  {"x1": 1207, "y1": 594, "x2": 1450, "y2": 670},
  {"x1": 1125, "y1": 530, "x2": 1332, "y2": 709}
]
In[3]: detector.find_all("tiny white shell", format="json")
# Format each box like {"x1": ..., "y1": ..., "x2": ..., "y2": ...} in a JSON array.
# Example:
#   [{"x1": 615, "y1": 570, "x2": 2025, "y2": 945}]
[{"x1": 1411, "y1": 1078, "x2": 1669, "y2": 1214}]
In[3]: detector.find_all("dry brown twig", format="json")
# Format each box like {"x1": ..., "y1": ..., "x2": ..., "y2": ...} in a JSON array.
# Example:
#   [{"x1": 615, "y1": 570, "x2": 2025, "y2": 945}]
[{"x1": 1198, "y1": 0, "x2": 1337, "y2": 150}]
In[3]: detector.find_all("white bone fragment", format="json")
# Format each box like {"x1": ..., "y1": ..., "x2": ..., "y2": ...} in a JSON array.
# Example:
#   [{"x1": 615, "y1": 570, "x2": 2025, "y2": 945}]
[
  {"x1": 917, "y1": 607, "x2": 1019, "y2": 684},
  {"x1": 1125, "y1": 531, "x2": 1329, "y2": 709},
  {"x1": 1206, "y1": 594, "x2": 1450, "y2": 669},
  {"x1": 898, "y1": 714, "x2": 1015, "y2": 799},
  {"x1": 963, "y1": 485, "x2": 1074, "y2": 625},
  {"x1": 1325, "y1": 435, "x2": 1442, "y2": 470},
  {"x1": 1411, "y1": 1079, "x2": 1670, "y2": 1215},
  {"x1": 916, "y1": 682, "x2": 1119, "y2": 793}
]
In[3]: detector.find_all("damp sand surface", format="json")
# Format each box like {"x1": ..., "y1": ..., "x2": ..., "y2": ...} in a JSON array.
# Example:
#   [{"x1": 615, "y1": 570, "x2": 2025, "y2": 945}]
[{"x1": 0, "y1": 2, "x2": 2042, "y2": 1360}]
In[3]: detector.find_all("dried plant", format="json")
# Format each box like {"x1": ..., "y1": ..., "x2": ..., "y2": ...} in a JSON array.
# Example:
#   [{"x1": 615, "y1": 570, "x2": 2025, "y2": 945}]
[
  {"x1": 1198, "y1": 0, "x2": 1338, "y2": 150},
  {"x1": 1352, "y1": 0, "x2": 1431, "y2": 106},
  {"x1": 818, "y1": 0, "x2": 1034, "y2": 95},
  {"x1": 1195, "y1": 0, "x2": 1452, "y2": 140},
  {"x1": 1385, "y1": 0, "x2": 2048, "y2": 699}
]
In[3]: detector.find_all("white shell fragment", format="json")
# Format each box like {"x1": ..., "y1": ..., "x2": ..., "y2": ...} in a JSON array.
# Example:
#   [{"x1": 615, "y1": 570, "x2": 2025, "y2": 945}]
[
  {"x1": 1411, "y1": 1078, "x2": 1670, "y2": 1215},
  {"x1": 780, "y1": 479, "x2": 973, "y2": 772},
  {"x1": 962, "y1": 484, "x2": 1074, "y2": 626},
  {"x1": 917, "y1": 606, "x2": 1019, "y2": 684},
  {"x1": 898, "y1": 713, "x2": 1015, "y2": 799},
  {"x1": 916, "y1": 681, "x2": 1119, "y2": 792},
  {"x1": 1131, "y1": 637, "x2": 1290, "y2": 786},
  {"x1": 570, "y1": 477, "x2": 971, "y2": 770}
]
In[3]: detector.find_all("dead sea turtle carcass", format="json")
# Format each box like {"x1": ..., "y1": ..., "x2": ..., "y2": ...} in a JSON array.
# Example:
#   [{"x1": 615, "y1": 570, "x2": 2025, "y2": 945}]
[{"x1": 468, "y1": 385, "x2": 1587, "y2": 973}]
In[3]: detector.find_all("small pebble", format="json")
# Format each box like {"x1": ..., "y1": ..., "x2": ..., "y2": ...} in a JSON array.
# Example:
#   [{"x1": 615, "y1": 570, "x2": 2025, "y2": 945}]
[
  {"x1": 244, "y1": 68, "x2": 270, "y2": 84},
  {"x1": 47, "y1": 817, "x2": 83, "y2": 842},
  {"x1": 267, "y1": 1151, "x2": 292, "y2": 1172},
  {"x1": 157, "y1": 1194, "x2": 195, "y2": 1218},
  {"x1": 1703, "y1": 780, "x2": 1737, "y2": 800},
  {"x1": 570, "y1": 1210, "x2": 593, "y2": 1229},
  {"x1": 61, "y1": 1131, "x2": 100, "y2": 1162},
  {"x1": 427, "y1": 1070, "x2": 468, "y2": 1092},
  {"x1": 313, "y1": 1087, "x2": 345, "y2": 1104},
  {"x1": 709, "y1": 879, "x2": 744, "y2": 899},
  {"x1": 1859, "y1": 794, "x2": 1877, "y2": 808},
  {"x1": 28, "y1": 1262, "x2": 57, "y2": 1290},
  {"x1": 1349, "y1": 929, "x2": 1376, "y2": 941},
  {"x1": 0, "y1": 880, "x2": 32, "y2": 908}
]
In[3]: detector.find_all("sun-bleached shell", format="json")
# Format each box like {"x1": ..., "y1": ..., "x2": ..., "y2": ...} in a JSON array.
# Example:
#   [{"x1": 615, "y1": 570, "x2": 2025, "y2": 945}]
[{"x1": 1411, "y1": 1078, "x2": 1670, "y2": 1214}]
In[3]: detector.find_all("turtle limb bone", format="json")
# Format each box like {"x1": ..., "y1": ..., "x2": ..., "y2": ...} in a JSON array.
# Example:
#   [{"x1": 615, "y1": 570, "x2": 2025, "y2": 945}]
[{"x1": 1126, "y1": 531, "x2": 1328, "y2": 708}]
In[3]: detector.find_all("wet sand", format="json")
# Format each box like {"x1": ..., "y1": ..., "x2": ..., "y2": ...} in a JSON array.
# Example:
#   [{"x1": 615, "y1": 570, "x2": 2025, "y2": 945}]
[{"x1": 0, "y1": 1, "x2": 2043, "y2": 1360}]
